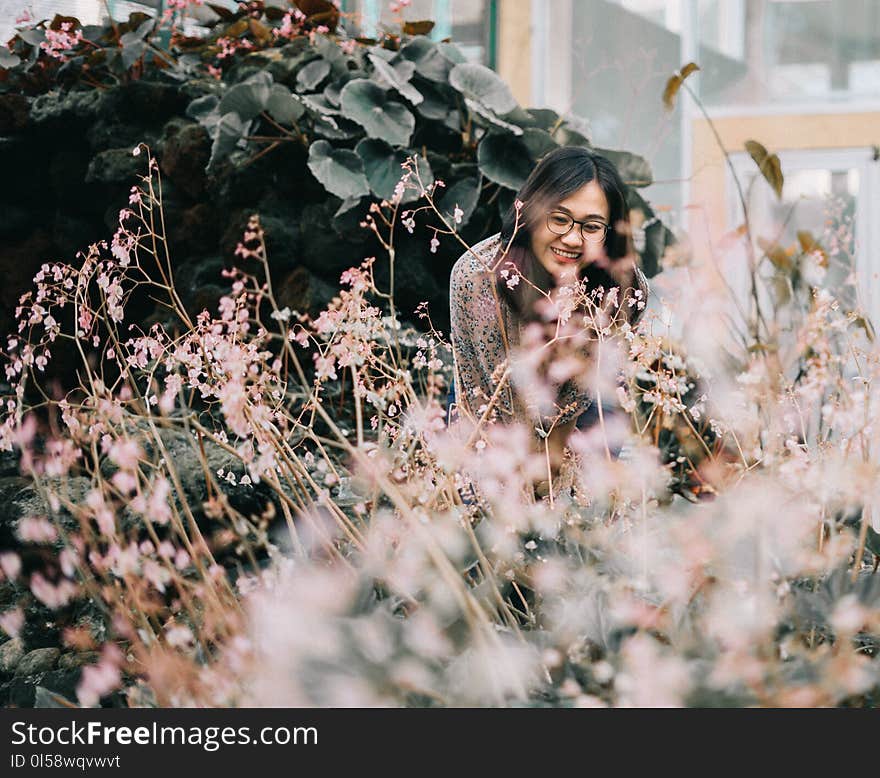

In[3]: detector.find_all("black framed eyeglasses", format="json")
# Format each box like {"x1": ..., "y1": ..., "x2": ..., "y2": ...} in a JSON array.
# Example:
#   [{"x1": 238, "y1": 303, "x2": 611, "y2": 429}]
[{"x1": 546, "y1": 211, "x2": 608, "y2": 243}]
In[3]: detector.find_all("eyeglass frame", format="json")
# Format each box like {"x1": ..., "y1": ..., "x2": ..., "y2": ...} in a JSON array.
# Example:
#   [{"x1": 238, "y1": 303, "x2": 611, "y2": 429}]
[{"x1": 545, "y1": 211, "x2": 609, "y2": 243}]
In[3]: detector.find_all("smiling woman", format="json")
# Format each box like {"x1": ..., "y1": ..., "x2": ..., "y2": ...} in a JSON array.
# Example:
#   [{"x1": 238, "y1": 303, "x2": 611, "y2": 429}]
[{"x1": 448, "y1": 146, "x2": 649, "y2": 487}]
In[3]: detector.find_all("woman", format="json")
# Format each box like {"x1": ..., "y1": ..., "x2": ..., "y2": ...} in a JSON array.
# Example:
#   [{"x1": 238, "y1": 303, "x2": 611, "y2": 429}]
[{"x1": 448, "y1": 146, "x2": 648, "y2": 489}]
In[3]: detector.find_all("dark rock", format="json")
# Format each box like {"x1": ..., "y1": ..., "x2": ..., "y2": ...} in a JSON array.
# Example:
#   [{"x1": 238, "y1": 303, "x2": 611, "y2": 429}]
[
  {"x1": 30, "y1": 90, "x2": 106, "y2": 129},
  {"x1": 34, "y1": 670, "x2": 80, "y2": 706},
  {"x1": 166, "y1": 203, "x2": 219, "y2": 257},
  {"x1": 52, "y1": 211, "x2": 97, "y2": 251},
  {"x1": 276, "y1": 265, "x2": 337, "y2": 319},
  {"x1": 0, "y1": 229, "x2": 54, "y2": 334},
  {"x1": 85, "y1": 147, "x2": 147, "y2": 185},
  {"x1": 106, "y1": 81, "x2": 188, "y2": 127},
  {"x1": 0, "y1": 204, "x2": 39, "y2": 238},
  {"x1": 86, "y1": 118, "x2": 153, "y2": 153},
  {"x1": 0, "y1": 93, "x2": 30, "y2": 133},
  {"x1": 0, "y1": 637, "x2": 25, "y2": 675},
  {"x1": 158, "y1": 119, "x2": 210, "y2": 200},
  {"x1": 4, "y1": 677, "x2": 35, "y2": 707},
  {"x1": 49, "y1": 149, "x2": 93, "y2": 202},
  {"x1": 298, "y1": 200, "x2": 366, "y2": 279},
  {"x1": 15, "y1": 647, "x2": 59, "y2": 676},
  {"x1": 58, "y1": 651, "x2": 100, "y2": 671}
]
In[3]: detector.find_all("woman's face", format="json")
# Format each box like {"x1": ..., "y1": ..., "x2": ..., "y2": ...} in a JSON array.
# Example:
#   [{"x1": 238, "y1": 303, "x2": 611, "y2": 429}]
[{"x1": 529, "y1": 179, "x2": 610, "y2": 282}]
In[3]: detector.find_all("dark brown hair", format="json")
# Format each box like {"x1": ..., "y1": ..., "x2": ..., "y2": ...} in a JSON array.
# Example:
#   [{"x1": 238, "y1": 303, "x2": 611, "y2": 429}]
[{"x1": 495, "y1": 147, "x2": 633, "y2": 318}]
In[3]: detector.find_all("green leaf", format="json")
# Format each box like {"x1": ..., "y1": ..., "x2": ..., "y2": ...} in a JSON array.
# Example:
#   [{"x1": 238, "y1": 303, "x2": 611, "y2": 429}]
[
  {"x1": 477, "y1": 133, "x2": 532, "y2": 190},
  {"x1": 312, "y1": 114, "x2": 360, "y2": 141},
  {"x1": 0, "y1": 49, "x2": 21, "y2": 68},
  {"x1": 464, "y1": 98, "x2": 522, "y2": 135},
  {"x1": 307, "y1": 140, "x2": 370, "y2": 199},
  {"x1": 266, "y1": 84, "x2": 305, "y2": 124},
  {"x1": 219, "y1": 72, "x2": 273, "y2": 120},
  {"x1": 208, "y1": 112, "x2": 250, "y2": 168},
  {"x1": 413, "y1": 80, "x2": 450, "y2": 120},
  {"x1": 368, "y1": 54, "x2": 423, "y2": 105},
  {"x1": 745, "y1": 139, "x2": 784, "y2": 199},
  {"x1": 120, "y1": 40, "x2": 146, "y2": 69},
  {"x1": 594, "y1": 147, "x2": 653, "y2": 187},
  {"x1": 296, "y1": 58, "x2": 331, "y2": 92},
  {"x1": 522, "y1": 128, "x2": 558, "y2": 161},
  {"x1": 355, "y1": 138, "x2": 433, "y2": 203},
  {"x1": 340, "y1": 79, "x2": 415, "y2": 147},
  {"x1": 300, "y1": 93, "x2": 341, "y2": 115},
  {"x1": 399, "y1": 37, "x2": 452, "y2": 82},
  {"x1": 449, "y1": 62, "x2": 517, "y2": 115},
  {"x1": 439, "y1": 177, "x2": 481, "y2": 227},
  {"x1": 119, "y1": 17, "x2": 153, "y2": 45},
  {"x1": 17, "y1": 29, "x2": 46, "y2": 47},
  {"x1": 528, "y1": 108, "x2": 561, "y2": 131},
  {"x1": 186, "y1": 94, "x2": 220, "y2": 121}
]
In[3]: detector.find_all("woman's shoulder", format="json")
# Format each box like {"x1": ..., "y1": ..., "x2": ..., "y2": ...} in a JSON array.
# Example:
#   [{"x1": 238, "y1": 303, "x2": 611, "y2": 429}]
[{"x1": 450, "y1": 233, "x2": 501, "y2": 281}]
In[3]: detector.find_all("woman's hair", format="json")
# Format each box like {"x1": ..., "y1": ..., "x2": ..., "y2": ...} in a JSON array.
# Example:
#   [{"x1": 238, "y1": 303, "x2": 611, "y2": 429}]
[{"x1": 495, "y1": 146, "x2": 633, "y2": 317}]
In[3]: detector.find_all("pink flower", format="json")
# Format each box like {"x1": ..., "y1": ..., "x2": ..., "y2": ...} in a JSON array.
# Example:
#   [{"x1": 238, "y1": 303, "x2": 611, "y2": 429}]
[
  {"x1": 314, "y1": 353, "x2": 337, "y2": 381},
  {"x1": 40, "y1": 22, "x2": 83, "y2": 61},
  {"x1": 17, "y1": 516, "x2": 57, "y2": 544},
  {"x1": 0, "y1": 608, "x2": 24, "y2": 638},
  {"x1": 76, "y1": 645, "x2": 122, "y2": 707},
  {"x1": 30, "y1": 572, "x2": 78, "y2": 608},
  {"x1": 108, "y1": 438, "x2": 142, "y2": 470},
  {"x1": 0, "y1": 552, "x2": 21, "y2": 581}
]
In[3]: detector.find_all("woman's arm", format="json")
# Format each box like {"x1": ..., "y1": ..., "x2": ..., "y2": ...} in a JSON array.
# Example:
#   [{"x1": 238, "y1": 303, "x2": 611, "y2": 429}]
[{"x1": 449, "y1": 251, "x2": 515, "y2": 423}]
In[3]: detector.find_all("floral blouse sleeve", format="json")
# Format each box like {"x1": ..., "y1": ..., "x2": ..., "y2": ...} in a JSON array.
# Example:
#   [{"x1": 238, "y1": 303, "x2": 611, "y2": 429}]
[{"x1": 449, "y1": 236, "x2": 516, "y2": 423}]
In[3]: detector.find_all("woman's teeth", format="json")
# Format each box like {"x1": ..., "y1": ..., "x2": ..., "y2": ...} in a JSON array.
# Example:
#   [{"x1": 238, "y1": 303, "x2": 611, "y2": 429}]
[{"x1": 551, "y1": 247, "x2": 580, "y2": 261}]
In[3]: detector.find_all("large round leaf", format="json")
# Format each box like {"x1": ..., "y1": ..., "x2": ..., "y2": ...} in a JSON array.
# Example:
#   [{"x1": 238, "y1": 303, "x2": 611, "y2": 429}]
[
  {"x1": 339, "y1": 79, "x2": 415, "y2": 147},
  {"x1": 355, "y1": 138, "x2": 433, "y2": 203},
  {"x1": 368, "y1": 53, "x2": 423, "y2": 105},
  {"x1": 265, "y1": 84, "x2": 305, "y2": 124},
  {"x1": 399, "y1": 37, "x2": 452, "y2": 82},
  {"x1": 439, "y1": 177, "x2": 481, "y2": 227},
  {"x1": 307, "y1": 140, "x2": 370, "y2": 199},
  {"x1": 413, "y1": 79, "x2": 450, "y2": 120},
  {"x1": 219, "y1": 71, "x2": 272, "y2": 120},
  {"x1": 208, "y1": 112, "x2": 250, "y2": 169},
  {"x1": 465, "y1": 98, "x2": 522, "y2": 135},
  {"x1": 477, "y1": 133, "x2": 532, "y2": 191},
  {"x1": 522, "y1": 128, "x2": 558, "y2": 161},
  {"x1": 594, "y1": 147, "x2": 653, "y2": 187},
  {"x1": 296, "y1": 58, "x2": 331, "y2": 92},
  {"x1": 449, "y1": 63, "x2": 517, "y2": 116}
]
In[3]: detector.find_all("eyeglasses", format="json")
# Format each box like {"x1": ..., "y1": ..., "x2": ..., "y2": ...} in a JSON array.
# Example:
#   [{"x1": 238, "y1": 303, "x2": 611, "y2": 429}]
[{"x1": 546, "y1": 211, "x2": 608, "y2": 243}]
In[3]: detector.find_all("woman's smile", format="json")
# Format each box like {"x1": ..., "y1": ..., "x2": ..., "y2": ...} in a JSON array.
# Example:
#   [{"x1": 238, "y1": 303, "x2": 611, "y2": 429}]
[
  {"x1": 549, "y1": 245, "x2": 582, "y2": 262},
  {"x1": 530, "y1": 179, "x2": 610, "y2": 280}
]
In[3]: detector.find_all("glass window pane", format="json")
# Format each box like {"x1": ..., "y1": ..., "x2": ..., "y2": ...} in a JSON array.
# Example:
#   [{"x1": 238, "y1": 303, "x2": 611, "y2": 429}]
[
  {"x1": 745, "y1": 163, "x2": 859, "y2": 306},
  {"x1": 700, "y1": 0, "x2": 880, "y2": 105},
  {"x1": 570, "y1": 1, "x2": 684, "y2": 222}
]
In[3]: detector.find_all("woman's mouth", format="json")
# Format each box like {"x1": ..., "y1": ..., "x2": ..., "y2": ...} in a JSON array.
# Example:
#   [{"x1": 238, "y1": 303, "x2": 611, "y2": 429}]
[{"x1": 550, "y1": 246, "x2": 581, "y2": 262}]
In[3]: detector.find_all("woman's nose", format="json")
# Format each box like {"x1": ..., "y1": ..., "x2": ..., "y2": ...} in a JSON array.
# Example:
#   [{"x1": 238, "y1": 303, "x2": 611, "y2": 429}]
[{"x1": 561, "y1": 227, "x2": 584, "y2": 247}]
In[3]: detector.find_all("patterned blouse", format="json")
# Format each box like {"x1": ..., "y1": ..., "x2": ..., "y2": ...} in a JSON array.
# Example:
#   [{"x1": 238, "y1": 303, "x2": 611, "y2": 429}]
[{"x1": 449, "y1": 233, "x2": 649, "y2": 431}]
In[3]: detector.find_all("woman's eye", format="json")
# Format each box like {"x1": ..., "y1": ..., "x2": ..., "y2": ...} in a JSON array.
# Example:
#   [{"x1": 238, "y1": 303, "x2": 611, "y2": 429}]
[
  {"x1": 583, "y1": 222, "x2": 605, "y2": 234},
  {"x1": 549, "y1": 214, "x2": 570, "y2": 227}
]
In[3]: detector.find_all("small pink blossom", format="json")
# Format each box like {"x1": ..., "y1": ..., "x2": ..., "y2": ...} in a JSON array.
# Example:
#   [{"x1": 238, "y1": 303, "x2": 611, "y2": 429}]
[
  {"x1": 0, "y1": 608, "x2": 24, "y2": 638},
  {"x1": 17, "y1": 516, "x2": 57, "y2": 544},
  {"x1": 30, "y1": 572, "x2": 78, "y2": 608},
  {"x1": 76, "y1": 645, "x2": 122, "y2": 707},
  {"x1": 0, "y1": 552, "x2": 21, "y2": 581}
]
